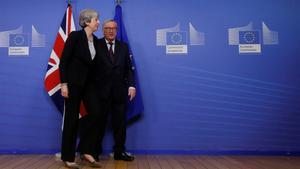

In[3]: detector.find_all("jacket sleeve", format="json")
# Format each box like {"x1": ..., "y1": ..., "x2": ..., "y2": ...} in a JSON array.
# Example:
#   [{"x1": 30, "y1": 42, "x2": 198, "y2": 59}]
[
  {"x1": 124, "y1": 43, "x2": 135, "y2": 88},
  {"x1": 59, "y1": 31, "x2": 77, "y2": 84}
]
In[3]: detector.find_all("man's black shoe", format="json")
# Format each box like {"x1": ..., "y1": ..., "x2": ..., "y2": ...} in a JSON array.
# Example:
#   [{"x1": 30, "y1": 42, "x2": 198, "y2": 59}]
[{"x1": 114, "y1": 152, "x2": 134, "y2": 161}]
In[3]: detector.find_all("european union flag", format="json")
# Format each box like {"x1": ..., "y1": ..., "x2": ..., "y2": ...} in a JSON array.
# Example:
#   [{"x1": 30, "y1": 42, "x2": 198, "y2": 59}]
[
  {"x1": 114, "y1": 4, "x2": 144, "y2": 123},
  {"x1": 239, "y1": 31, "x2": 260, "y2": 44},
  {"x1": 9, "y1": 34, "x2": 29, "y2": 47},
  {"x1": 166, "y1": 32, "x2": 187, "y2": 45}
]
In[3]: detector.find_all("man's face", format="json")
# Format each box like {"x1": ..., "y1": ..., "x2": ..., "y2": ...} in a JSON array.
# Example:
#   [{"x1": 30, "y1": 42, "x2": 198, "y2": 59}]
[{"x1": 103, "y1": 21, "x2": 117, "y2": 42}]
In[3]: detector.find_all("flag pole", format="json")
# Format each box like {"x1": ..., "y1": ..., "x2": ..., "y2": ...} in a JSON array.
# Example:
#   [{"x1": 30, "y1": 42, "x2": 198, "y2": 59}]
[{"x1": 116, "y1": 0, "x2": 122, "y2": 5}]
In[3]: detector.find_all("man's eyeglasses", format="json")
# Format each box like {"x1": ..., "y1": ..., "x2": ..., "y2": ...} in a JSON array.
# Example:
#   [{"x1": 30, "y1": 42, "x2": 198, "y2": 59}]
[{"x1": 104, "y1": 27, "x2": 117, "y2": 31}]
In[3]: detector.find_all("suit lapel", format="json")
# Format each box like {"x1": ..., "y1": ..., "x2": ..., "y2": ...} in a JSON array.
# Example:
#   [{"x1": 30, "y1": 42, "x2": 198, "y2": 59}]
[
  {"x1": 81, "y1": 29, "x2": 92, "y2": 63},
  {"x1": 102, "y1": 38, "x2": 121, "y2": 65},
  {"x1": 92, "y1": 34, "x2": 97, "y2": 60},
  {"x1": 101, "y1": 38, "x2": 113, "y2": 64},
  {"x1": 114, "y1": 40, "x2": 121, "y2": 65}
]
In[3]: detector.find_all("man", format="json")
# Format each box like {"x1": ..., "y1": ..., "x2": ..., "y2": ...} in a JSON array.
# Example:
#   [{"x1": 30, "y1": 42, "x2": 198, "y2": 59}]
[{"x1": 93, "y1": 19, "x2": 136, "y2": 161}]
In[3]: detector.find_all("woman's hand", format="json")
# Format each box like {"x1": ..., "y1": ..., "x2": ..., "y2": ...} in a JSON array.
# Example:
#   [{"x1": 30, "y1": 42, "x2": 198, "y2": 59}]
[{"x1": 61, "y1": 83, "x2": 69, "y2": 98}]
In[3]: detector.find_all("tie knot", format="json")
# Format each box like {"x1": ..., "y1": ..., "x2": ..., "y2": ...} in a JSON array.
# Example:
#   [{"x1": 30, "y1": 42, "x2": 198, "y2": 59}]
[{"x1": 108, "y1": 42, "x2": 113, "y2": 46}]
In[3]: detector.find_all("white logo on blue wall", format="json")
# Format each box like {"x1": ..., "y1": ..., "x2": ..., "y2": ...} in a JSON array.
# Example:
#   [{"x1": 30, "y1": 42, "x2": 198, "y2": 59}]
[
  {"x1": 0, "y1": 25, "x2": 46, "y2": 56},
  {"x1": 238, "y1": 31, "x2": 261, "y2": 53},
  {"x1": 9, "y1": 33, "x2": 29, "y2": 55},
  {"x1": 228, "y1": 21, "x2": 278, "y2": 54},
  {"x1": 156, "y1": 22, "x2": 205, "y2": 55},
  {"x1": 166, "y1": 32, "x2": 187, "y2": 54},
  {"x1": 10, "y1": 34, "x2": 28, "y2": 46},
  {"x1": 168, "y1": 32, "x2": 185, "y2": 45},
  {"x1": 240, "y1": 31, "x2": 259, "y2": 44}
]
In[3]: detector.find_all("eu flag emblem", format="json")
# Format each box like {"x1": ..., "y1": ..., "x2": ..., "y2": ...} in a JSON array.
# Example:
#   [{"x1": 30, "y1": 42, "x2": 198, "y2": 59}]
[
  {"x1": 9, "y1": 34, "x2": 29, "y2": 47},
  {"x1": 239, "y1": 31, "x2": 260, "y2": 44},
  {"x1": 166, "y1": 32, "x2": 187, "y2": 45}
]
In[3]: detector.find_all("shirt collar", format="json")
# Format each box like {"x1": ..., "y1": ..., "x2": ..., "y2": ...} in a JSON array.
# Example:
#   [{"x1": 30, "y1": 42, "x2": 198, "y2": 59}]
[{"x1": 105, "y1": 39, "x2": 115, "y2": 44}]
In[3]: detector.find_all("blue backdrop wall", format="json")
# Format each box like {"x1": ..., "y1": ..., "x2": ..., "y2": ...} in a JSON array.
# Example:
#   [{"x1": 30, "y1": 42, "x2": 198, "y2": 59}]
[{"x1": 0, "y1": 0, "x2": 300, "y2": 154}]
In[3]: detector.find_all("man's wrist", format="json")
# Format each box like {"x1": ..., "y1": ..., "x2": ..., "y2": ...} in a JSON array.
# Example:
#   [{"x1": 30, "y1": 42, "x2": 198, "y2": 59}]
[{"x1": 129, "y1": 87, "x2": 136, "y2": 90}]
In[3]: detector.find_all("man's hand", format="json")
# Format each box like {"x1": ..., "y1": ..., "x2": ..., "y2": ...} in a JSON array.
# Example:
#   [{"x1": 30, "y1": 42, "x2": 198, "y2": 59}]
[
  {"x1": 128, "y1": 87, "x2": 136, "y2": 101},
  {"x1": 61, "y1": 84, "x2": 69, "y2": 98}
]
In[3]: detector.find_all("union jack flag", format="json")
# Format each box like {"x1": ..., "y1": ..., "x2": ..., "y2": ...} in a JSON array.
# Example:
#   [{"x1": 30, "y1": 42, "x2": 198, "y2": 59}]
[{"x1": 44, "y1": 4, "x2": 87, "y2": 117}]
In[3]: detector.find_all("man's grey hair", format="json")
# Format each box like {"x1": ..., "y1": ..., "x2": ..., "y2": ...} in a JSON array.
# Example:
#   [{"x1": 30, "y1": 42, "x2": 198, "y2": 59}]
[
  {"x1": 102, "y1": 19, "x2": 118, "y2": 29},
  {"x1": 79, "y1": 9, "x2": 99, "y2": 28}
]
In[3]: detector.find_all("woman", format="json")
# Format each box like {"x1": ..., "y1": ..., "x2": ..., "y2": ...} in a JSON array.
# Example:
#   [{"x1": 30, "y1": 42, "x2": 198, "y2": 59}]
[{"x1": 59, "y1": 9, "x2": 101, "y2": 168}]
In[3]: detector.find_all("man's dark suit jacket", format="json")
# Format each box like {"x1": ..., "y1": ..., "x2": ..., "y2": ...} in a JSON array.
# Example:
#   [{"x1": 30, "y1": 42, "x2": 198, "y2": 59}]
[
  {"x1": 59, "y1": 29, "x2": 97, "y2": 86},
  {"x1": 93, "y1": 37, "x2": 135, "y2": 103}
]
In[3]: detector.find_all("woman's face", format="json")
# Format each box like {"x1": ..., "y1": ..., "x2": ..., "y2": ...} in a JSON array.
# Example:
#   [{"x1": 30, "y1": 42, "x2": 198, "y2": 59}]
[{"x1": 87, "y1": 17, "x2": 99, "y2": 32}]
